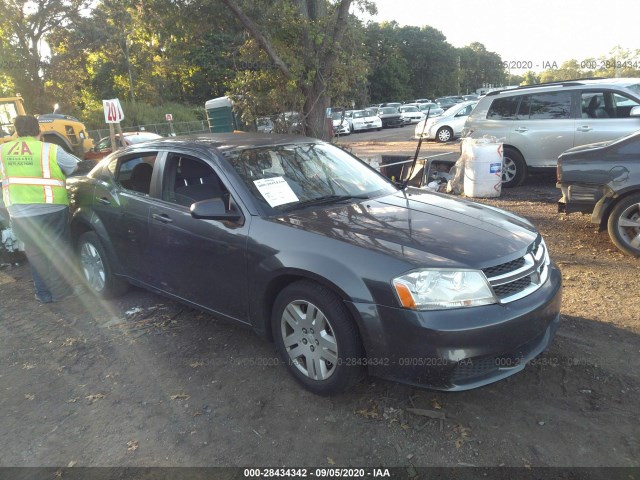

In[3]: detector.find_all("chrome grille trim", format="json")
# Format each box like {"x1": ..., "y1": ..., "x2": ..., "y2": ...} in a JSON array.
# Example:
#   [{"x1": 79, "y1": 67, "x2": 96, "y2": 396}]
[{"x1": 482, "y1": 239, "x2": 550, "y2": 304}]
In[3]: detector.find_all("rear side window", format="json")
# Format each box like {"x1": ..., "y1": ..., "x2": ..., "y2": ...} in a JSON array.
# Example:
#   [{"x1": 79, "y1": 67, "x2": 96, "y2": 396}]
[
  {"x1": 487, "y1": 96, "x2": 520, "y2": 120},
  {"x1": 113, "y1": 154, "x2": 158, "y2": 195},
  {"x1": 527, "y1": 92, "x2": 572, "y2": 119}
]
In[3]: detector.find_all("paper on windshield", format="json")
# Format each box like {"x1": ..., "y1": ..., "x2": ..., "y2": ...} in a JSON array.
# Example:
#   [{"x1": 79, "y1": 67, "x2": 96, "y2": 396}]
[{"x1": 253, "y1": 177, "x2": 299, "y2": 207}]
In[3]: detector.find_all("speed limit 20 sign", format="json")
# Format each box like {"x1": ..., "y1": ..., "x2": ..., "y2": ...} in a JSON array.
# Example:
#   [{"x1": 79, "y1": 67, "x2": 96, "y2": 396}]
[{"x1": 102, "y1": 99, "x2": 125, "y2": 124}]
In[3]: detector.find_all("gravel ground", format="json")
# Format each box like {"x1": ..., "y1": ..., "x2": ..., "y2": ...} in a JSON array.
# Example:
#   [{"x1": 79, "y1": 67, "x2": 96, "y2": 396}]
[{"x1": 0, "y1": 140, "x2": 638, "y2": 472}]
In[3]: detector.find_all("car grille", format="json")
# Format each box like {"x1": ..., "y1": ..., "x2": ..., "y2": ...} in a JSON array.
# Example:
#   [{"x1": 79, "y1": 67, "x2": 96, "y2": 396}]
[{"x1": 482, "y1": 238, "x2": 550, "y2": 303}]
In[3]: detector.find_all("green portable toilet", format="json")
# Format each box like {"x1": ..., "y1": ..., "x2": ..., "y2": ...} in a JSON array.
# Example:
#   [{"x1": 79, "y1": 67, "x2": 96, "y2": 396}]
[{"x1": 205, "y1": 96, "x2": 238, "y2": 133}]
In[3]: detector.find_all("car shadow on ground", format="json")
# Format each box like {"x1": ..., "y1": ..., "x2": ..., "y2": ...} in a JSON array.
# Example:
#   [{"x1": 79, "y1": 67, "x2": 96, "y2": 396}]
[{"x1": 1, "y1": 263, "x2": 638, "y2": 467}]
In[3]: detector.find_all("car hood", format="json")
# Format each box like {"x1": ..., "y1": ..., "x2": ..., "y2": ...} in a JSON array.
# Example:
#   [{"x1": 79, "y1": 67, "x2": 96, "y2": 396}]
[{"x1": 273, "y1": 190, "x2": 538, "y2": 269}]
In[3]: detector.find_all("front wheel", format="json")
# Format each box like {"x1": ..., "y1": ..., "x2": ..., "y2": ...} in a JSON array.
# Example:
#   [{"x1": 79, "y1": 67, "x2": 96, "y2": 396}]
[
  {"x1": 77, "y1": 231, "x2": 128, "y2": 298},
  {"x1": 607, "y1": 193, "x2": 640, "y2": 257},
  {"x1": 502, "y1": 148, "x2": 527, "y2": 188},
  {"x1": 272, "y1": 280, "x2": 364, "y2": 395},
  {"x1": 436, "y1": 126, "x2": 453, "y2": 142}
]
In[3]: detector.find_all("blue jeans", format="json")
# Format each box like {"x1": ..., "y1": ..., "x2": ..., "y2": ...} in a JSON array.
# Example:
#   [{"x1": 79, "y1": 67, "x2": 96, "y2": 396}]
[{"x1": 10, "y1": 208, "x2": 75, "y2": 302}]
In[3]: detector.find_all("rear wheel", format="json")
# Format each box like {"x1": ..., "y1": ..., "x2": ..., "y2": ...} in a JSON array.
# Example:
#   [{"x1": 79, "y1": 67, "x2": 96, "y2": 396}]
[
  {"x1": 77, "y1": 231, "x2": 128, "y2": 298},
  {"x1": 272, "y1": 280, "x2": 364, "y2": 395},
  {"x1": 502, "y1": 147, "x2": 527, "y2": 188},
  {"x1": 436, "y1": 126, "x2": 453, "y2": 142},
  {"x1": 607, "y1": 193, "x2": 640, "y2": 257}
]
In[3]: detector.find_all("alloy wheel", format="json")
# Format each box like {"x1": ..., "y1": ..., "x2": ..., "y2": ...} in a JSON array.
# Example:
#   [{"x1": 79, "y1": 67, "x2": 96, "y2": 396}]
[
  {"x1": 615, "y1": 202, "x2": 640, "y2": 251},
  {"x1": 80, "y1": 241, "x2": 106, "y2": 292},
  {"x1": 280, "y1": 300, "x2": 339, "y2": 381}
]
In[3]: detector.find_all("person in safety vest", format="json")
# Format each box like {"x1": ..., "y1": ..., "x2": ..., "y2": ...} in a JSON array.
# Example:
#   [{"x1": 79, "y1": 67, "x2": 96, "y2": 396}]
[{"x1": 0, "y1": 115, "x2": 80, "y2": 303}]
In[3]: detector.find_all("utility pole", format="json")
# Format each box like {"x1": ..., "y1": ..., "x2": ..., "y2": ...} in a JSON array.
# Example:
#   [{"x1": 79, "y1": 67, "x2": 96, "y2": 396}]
[{"x1": 457, "y1": 56, "x2": 461, "y2": 96}]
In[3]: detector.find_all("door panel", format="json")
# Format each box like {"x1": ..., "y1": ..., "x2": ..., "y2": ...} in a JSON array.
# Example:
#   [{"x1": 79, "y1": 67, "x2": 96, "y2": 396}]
[{"x1": 146, "y1": 153, "x2": 250, "y2": 322}]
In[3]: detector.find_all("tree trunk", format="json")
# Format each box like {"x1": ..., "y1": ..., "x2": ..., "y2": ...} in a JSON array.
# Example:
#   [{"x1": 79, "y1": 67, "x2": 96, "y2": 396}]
[{"x1": 303, "y1": 77, "x2": 330, "y2": 139}]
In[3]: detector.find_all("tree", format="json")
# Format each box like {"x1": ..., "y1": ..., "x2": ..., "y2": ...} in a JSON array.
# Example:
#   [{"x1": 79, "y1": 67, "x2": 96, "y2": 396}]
[
  {"x1": 456, "y1": 43, "x2": 505, "y2": 94},
  {"x1": 0, "y1": 0, "x2": 89, "y2": 112},
  {"x1": 520, "y1": 71, "x2": 540, "y2": 86},
  {"x1": 220, "y1": 0, "x2": 375, "y2": 139}
]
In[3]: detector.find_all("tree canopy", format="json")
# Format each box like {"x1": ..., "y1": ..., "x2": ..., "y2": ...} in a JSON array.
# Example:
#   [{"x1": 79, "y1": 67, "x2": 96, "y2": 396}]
[{"x1": 7, "y1": 1, "x2": 629, "y2": 134}]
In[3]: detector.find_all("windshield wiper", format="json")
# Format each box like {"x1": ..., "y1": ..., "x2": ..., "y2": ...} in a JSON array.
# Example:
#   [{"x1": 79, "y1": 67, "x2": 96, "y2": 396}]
[{"x1": 280, "y1": 194, "x2": 369, "y2": 212}]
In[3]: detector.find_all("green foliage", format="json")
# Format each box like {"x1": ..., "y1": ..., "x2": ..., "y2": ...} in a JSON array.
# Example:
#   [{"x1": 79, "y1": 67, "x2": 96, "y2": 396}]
[
  {"x1": 537, "y1": 48, "x2": 640, "y2": 83},
  {"x1": 82, "y1": 101, "x2": 205, "y2": 130},
  {"x1": 7, "y1": 0, "x2": 636, "y2": 137},
  {"x1": 364, "y1": 24, "x2": 505, "y2": 101}
]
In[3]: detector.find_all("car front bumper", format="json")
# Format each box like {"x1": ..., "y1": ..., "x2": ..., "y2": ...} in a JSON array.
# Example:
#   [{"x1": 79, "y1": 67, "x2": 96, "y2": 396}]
[{"x1": 347, "y1": 264, "x2": 562, "y2": 391}]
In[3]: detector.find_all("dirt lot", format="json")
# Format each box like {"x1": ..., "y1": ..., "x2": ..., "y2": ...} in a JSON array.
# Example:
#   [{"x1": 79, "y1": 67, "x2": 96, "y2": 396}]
[{"x1": 1, "y1": 140, "x2": 639, "y2": 471}]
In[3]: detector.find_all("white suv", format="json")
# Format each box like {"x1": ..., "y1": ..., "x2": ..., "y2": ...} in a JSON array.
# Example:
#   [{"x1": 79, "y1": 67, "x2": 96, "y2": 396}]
[{"x1": 462, "y1": 78, "x2": 640, "y2": 187}]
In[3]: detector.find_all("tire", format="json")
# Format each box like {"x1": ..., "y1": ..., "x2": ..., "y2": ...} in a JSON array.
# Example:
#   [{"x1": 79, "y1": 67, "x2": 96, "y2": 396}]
[
  {"x1": 435, "y1": 127, "x2": 453, "y2": 143},
  {"x1": 607, "y1": 193, "x2": 640, "y2": 257},
  {"x1": 77, "y1": 231, "x2": 128, "y2": 298},
  {"x1": 272, "y1": 280, "x2": 364, "y2": 395},
  {"x1": 502, "y1": 147, "x2": 527, "y2": 188}
]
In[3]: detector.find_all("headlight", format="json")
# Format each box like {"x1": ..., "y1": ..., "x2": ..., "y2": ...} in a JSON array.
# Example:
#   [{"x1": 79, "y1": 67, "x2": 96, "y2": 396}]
[{"x1": 392, "y1": 269, "x2": 496, "y2": 310}]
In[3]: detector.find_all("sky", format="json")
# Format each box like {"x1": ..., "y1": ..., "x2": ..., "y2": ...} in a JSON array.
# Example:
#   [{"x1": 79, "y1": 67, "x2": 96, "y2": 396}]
[{"x1": 359, "y1": 0, "x2": 640, "y2": 73}]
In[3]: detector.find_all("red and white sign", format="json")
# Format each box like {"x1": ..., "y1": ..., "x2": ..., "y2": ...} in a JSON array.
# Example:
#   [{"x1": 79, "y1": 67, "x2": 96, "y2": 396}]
[
  {"x1": 165, "y1": 114, "x2": 173, "y2": 122},
  {"x1": 102, "y1": 99, "x2": 124, "y2": 124}
]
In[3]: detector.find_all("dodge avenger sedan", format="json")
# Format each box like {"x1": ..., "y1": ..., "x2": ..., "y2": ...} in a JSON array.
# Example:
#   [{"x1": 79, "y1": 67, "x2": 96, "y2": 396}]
[{"x1": 67, "y1": 133, "x2": 562, "y2": 395}]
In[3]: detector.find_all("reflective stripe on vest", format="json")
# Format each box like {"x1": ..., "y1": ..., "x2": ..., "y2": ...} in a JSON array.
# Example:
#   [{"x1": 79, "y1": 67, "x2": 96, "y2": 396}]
[{"x1": 0, "y1": 138, "x2": 69, "y2": 207}]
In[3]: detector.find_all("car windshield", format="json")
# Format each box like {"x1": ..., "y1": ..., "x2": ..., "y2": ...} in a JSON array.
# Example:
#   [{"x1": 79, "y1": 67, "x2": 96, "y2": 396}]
[
  {"x1": 226, "y1": 143, "x2": 397, "y2": 213},
  {"x1": 331, "y1": 111, "x2": 345, "y2": 120},
  {"x1": 363, "y1": 109, "x2": 376, "y2": 116},
  {"x1": 401, "y1": 106, "x2": 419, "y2": 112},
  {"x1": 626, "y1": 83, "x2": 640, "y2": 96},
  {"x1": 353, "y1": 111, "x2": 367, "y2": 118},
  {"x1": 443, "y1": 104, "x2": 464, "y2": 116},
  {"x1": 380, "y1": 107, "x2": 398, "y2": 114}
]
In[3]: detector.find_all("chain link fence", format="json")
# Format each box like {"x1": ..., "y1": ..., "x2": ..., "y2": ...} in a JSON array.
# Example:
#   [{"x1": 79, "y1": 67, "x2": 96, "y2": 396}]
[{"x1": 87, "y1": 120, "x2": 209, "y2": 143}]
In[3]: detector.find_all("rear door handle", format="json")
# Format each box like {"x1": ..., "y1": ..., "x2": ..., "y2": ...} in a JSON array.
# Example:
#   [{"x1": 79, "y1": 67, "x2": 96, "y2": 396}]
[
  {"x1": 514, "y1": 127, "x2": 528, "y2": 133},
  {"x1": 577, "y1": 126, "x2": 593, "y2": 132},
  {"x1": 152, "y1": 213, "x2": 173, "y2": 224},
  {"x1": 97, "y1": 197, "x2": 111, "y2": 205}
]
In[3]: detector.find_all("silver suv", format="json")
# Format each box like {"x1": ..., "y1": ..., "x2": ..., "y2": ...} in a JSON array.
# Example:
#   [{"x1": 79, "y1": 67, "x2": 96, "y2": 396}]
[{"x1": 462, "y1": 78, "x2": 640, "y2": 187}]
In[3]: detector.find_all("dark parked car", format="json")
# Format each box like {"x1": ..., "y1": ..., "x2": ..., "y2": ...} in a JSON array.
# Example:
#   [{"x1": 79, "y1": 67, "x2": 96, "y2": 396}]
[
  {"x1": 67, "y1": 133, "x2": 562, "y2": 395},
  {"x1": 377, "y1": 107, "x2": 404, "y2": 128},
  {"x1": 435, "y1": 97, "x2": 460, "y2": 109},
  {"x1": 557, "y1": 130, "x2": 640, "y2": 256}
]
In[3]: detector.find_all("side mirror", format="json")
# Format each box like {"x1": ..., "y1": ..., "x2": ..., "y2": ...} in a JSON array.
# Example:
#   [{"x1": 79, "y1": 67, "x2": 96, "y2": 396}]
[
  {"x1": 630, "y1": 106, "x2": 640, "y2": 117},
  {"x1": 190, "y1": 197, "x2": 242, "y2": 222}
]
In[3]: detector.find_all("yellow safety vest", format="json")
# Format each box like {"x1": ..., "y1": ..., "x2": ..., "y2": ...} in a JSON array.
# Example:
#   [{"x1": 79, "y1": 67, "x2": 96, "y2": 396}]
[{"x1": 0, "y1": 137, "x2": 69, "y2": 207}]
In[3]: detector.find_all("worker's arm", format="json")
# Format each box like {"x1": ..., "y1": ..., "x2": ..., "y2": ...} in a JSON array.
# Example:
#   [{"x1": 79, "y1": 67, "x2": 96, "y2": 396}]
[{"x1": 55, "y1": 148, "x2": 80, "y2": 175}]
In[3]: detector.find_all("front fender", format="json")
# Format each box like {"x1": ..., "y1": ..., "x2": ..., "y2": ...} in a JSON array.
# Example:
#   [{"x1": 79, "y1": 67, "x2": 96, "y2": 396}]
[{"x1": 70, "y1": 207, "x2": 125, "y2": 276}]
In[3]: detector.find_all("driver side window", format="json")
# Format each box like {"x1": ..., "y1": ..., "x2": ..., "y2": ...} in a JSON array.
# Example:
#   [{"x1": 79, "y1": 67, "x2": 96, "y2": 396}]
[{"x1": 162, "y1": 154, "x2": 229, "y2": 208}]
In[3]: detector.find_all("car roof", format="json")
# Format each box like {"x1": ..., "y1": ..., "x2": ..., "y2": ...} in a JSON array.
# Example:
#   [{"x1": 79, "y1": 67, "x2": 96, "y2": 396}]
[
  {"x1": 486, "y1": 77, "x2": 640, "y2": 97},
  {"x1": 123, "y1": 133, "x2": 319, "y2": 154}
]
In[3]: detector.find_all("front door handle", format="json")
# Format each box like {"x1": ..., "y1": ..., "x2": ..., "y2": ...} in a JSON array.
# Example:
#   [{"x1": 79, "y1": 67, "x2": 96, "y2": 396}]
[
  {"x1": 514, "y1": 127, "x2": 528, "y2": 133},
  {"x1": 152, "y1": 213, "x2": 173, "y2": 224},
  {"x1": 577, "y1": 126, "x2": 593, "y2": 132},
  {"x1": 97, "y1": 197, "x2": 111, "y2": 205}
]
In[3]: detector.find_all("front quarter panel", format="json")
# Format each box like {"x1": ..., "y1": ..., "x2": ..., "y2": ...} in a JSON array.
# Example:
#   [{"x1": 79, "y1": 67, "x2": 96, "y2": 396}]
[{"x1": 246, "y1": 217, "x2": 412, "y2": 336}]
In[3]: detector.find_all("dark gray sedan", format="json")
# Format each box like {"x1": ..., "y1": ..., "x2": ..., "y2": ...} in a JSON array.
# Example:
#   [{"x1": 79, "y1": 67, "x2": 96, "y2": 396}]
[
  {"x1": 377, "y1": 107, "x2": 404, "y2": 128},
  {"x1": 67, "y1": 133, "x2": 561, "y2": 394},
  {"x1": 558, "y1": 130, "x2": 640, "y2": 257}
]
